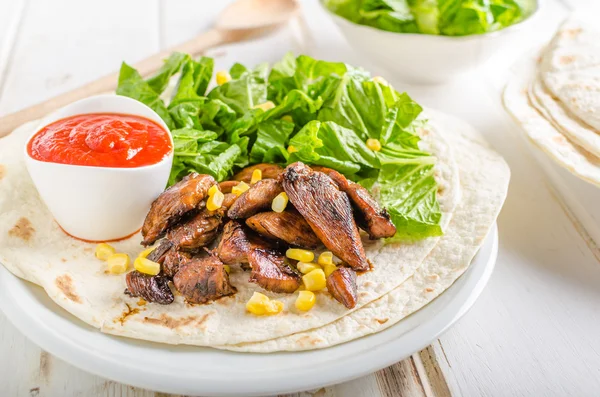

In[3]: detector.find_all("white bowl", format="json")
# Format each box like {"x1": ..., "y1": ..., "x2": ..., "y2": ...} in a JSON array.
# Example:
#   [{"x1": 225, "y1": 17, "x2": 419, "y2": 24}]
[
  {"x1": 321, "y1": 1, "x2": 541, "y2": 84},
  {"x1": 24, "y1": 94, "x2": 173, "y2": 242}
]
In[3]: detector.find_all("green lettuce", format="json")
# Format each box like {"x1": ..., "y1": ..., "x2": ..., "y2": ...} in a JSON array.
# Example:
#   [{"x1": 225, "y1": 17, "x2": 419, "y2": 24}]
[
  {"x1": 116, "y1": 53, "x2": 445, "y2": 240},
  {"x1": 324, "y1": 0, "x2": 526, "y2": 36}
]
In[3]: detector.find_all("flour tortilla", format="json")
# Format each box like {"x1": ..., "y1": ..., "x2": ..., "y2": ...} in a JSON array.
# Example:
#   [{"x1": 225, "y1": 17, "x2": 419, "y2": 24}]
[
  {"x1": 0, "y1": 114, "x2": 459, "y2": 347},
  {"x1": 530, "y1": 75, "x2": 600, "y2": 158},
  {"x1": 540, "y1": 16, "x2": 600, "y2": 132},
  {"x1": 503, "y1": 56, "x2": 600, "y2": 188},
  {"x1": 216, "y1": 110, "x2": 510, "y2": 352}
]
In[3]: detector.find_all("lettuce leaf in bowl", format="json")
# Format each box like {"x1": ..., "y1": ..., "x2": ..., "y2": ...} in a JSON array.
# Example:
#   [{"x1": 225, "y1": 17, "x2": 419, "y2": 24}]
[{"x1": 324, "y1": 0, "x2": 526, "y2": 36}]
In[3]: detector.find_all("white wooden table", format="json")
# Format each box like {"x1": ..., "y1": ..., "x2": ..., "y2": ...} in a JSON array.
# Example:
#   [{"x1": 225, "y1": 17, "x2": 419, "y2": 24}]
[{"x1": 1, "y1": 0, "x2": 599, "y2": 396}]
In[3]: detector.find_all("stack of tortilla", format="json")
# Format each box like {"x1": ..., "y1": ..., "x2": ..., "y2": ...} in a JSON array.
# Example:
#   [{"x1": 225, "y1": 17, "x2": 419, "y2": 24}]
[
  {"x1": 0, "y1": 108, "x2": 509, "y2": 352},
  {"x1": 504, "y1": 16, "x2": 600, "y2": 187}
]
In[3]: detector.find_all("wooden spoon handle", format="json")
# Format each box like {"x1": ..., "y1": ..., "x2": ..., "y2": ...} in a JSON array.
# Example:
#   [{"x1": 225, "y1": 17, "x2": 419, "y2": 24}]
[{"x1": 0, "y1": 29, "x2": 225, "y2": 138}]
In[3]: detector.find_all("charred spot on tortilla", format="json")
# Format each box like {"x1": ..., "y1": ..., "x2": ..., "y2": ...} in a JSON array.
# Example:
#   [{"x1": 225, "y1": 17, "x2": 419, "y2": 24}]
[
  {"x1": 375, "y1": 318, "x2": 389, "y2": 324},
  {"x1": 55, "y1": 274, "x2": 82, "y2": 303},
  {"x1": 8, "y1": 217, "x2": 35, "y2": 241},
  {"x1": 0, "y1": 164, "x2": 5, "y2": 180},
  {"x1": 115, "y1": 303, "x2": 141, "y2": 325},
  {"x1": 142, "y1": 313, "x2": 203, "y2": 329}
]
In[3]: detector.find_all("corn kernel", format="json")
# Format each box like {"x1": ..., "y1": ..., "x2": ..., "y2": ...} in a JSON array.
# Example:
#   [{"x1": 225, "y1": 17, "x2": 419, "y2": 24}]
[
  {"x1": 231, "y1": 181, "x2": 250, "y2": 196},
  {"x1": 317, "y1": 251, "x2": 333, "y2": 266},
  {"x1": 297, "y1": 262, "x2": 321, "y2": 274},
  {"x1": 106, "y1": 253, "x2": 130, "y2": 274},
  {"x1": 95, "y1": 243, "x2": 116, "y2": 261},
  {"x1": 281, "y1": 115, "x2": 293, "y2": 123},
  {"x1": 207, "y1": 190, "x2": 225, "y2": 211},
  {"x1": 208, "y1": 184, "x2": 220, "y2": 197},
  {"x1": 302, "y1": 269, "x2": 327, "y2": 291},
  {"x1": 323, "y1": 263, "x2": 338, "y2": 278},
  {"x1": 366, "y1": 138, "x2": 382, "y2": 152},
  {"x1": 295, "y1": 290, "x2": 316, "y2": 311},
  {"x1": 138, "y1": 247, "x2": 155, "y2": 259},
  {"x1": 216, "y1": 70, "x2": 231, "y2": 85},
  {"x1": 253, "y1": 101, "x2": 275, "y2": 111},
  {"x1": 271, "y1": 192, "x2": 288, "y2": 213},
  {"x1": 246, "y1": 292, "x2": 284, "y2": 315},
  {"x1": 287, "y1": 145, "x2": 298, "y2": 154},
  {"x1": 250, "y1": 169, "x2": 262, "y2": 184},
  {"x1": 372, "y1": 76, "x2": 388, "y2": 85},
  {"x1": 224, "y1": 265, "x2": 231, "y2": 273},
  {"x1": 134, "y1": 257, "x2": 160, "y2": 276},
  {"x1": 286, "y1": 248, "x2": 314, "y2": 263}
]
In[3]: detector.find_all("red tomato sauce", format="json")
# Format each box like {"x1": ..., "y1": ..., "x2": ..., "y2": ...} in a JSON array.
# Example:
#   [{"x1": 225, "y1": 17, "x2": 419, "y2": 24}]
[{"x1": 27, "y1": 113, "x2": 172, "y2": 168}]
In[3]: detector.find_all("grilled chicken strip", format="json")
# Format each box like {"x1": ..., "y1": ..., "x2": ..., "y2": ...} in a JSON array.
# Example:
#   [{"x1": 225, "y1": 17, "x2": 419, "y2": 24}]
[
  {"x1": 326, "y1": 267, "x2": 358, "y2": 309},
  {"x1": 216, "y1": 220, "x2": 249, "y2": 265},
  {"x1": 162, "y1": 249, "x2": 192, "y2": 278},
  {"x1": 222, "y1": 193, "x2": 238, "y2": 210},
  {"x1": 173, "y1": 255, "x2": 236, "y2": 304},
  {"x1": 146, "y1": 239, "x2": 173, "y2": 264},
  {"x1": 282, "y1": 162, "x2": 369, "y2": 272},
  {"x1": 166, "y1": 207, "x2": 224, "y2": 252},
  {"x1": 125, "y1": 271, "x2": 174, "y2": 305},
  {"x1": 233, "y1": 163, "x2": 283, "y2": 182},
  {"x1": 141, "y1": 173, "x2": 216, "y2": 246},
  {"x1": 312, "y1": 166, "x2": 396, "y2": 239},
  {"x1": 227, "y1": 179, "x2": 283, "y2": 219},
  {"x1": 218, "y1": 180, "x2": 238, "y2": 194},
  {"x1": 217, "y1": 220, "x2": 301, "y2": 293},
  {"x1": 248, "y1": 249, "x2": 301, "y2": 293},
  {"x1": 246, "y1": 211, "x2": 320, "y2": 249}
]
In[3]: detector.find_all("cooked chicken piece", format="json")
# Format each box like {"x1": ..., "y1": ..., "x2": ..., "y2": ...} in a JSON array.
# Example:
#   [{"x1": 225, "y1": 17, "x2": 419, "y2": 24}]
[
  {"x1": 216, "y1": 220, "x2": 301, "y2": 293},
  {"x1": 222, "y1": 193, "x2": 238, "y2": 210},
  {"x1": 227, "y1": 179, "x2": 283, "y2": 219},
  {"x1": 282, "y1": 162, "x2": 369, "y2": 271},
  {"x1": 173, "y1": 255, "x2": 236, "y2": 304},
  {"x1": 141, "y1": 173, "x2": 216, "y2": 246},
  {"x1": 312, "y1": 166, "x2": 396, "y2": 239},
  {"x1": 326, "y1": 267, "x2": 358, "y2": 309},
  {"x1": 246, "y1": 211, "x2": 320, "y2": 249},
  {"x1": 166, "y1": 207, "x2": 224, "y2": 252},
  {"x1": 248, "y1": 249, "x2": 301, "y2": 293},
  {"x1": 233, "y1": 163, "x2": 283, "y2": 182},
  {"x1": 218, "y1": 180, "x2": 238, "y2": 194},
  {"x1": 162, "y1": 249, "x2": 192, "y2": 278},
  {"x1": 216, "y1": 220, "x2": 249, "y2": 265},
  {"x1": 125, "y1": 271, "x2": 174, "y2": 305},
  {"x1": 146, "y1": 239, "x2": 173, "y2": 264}
]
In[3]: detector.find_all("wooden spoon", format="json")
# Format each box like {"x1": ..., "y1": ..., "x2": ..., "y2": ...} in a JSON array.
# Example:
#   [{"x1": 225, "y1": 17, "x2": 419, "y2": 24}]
[{"x1": 0, "y1": 0, "x2": 299, "y2": 138}]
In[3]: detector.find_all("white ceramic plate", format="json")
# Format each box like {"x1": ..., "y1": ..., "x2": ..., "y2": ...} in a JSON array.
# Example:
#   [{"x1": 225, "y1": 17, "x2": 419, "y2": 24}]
[{"x1": 0, "y1": 225, "x2": 497, "y2": 396}]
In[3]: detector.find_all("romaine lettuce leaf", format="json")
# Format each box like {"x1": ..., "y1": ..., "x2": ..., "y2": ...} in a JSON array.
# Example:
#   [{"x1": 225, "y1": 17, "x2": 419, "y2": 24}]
[
  {"x1": 324, "y1": 0, "x2": 525, "y2": 36},
  {"x1": 249, "y1": 119, "x2": 294, "y2": 164},
  {"x1": 146, "y1": 52, "x2": 189, "y2": 95},
  {"x1": 116, "y1": 53, "x2": 445, "y2": 240},
  {"x1": 208, "y1": 63, "x2": 268, "y2": 114},
  {"x1": 116, "y1": 62, "x2": 175, "y2": 129}
]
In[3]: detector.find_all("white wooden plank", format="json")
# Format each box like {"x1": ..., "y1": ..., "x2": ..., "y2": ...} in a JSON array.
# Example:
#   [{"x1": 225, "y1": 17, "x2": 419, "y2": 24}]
[
  {"x1": 0, "y1": 0, "x2": 160, "y2": 116},
  {"x1": 0, "y1": 0, "x2": 27, "y2": 97}
]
